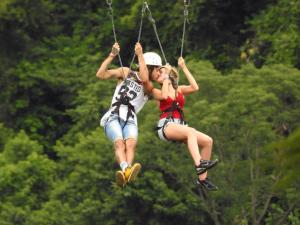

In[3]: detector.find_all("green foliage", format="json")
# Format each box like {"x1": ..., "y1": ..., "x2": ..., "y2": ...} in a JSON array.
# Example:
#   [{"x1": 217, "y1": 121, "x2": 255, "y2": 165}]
[
  {"x1": 267, "y1": 128, "x2": 300, "y2": 190},
  {"x1": 178, "y1": 62, "x2": 300, "y2": 224},
  {"x1": 247, "y1": 0, "x2": 300, "y2": 68},
  {"x1": 0, "y1": 0, "x2": 11, "y2": 13},
  {"x1": 0, "y1": 0, "x2": 56, "y2": 63},
  {"x1": 0, "y1": 123, "x2": 13, "y2": 152},
  {"x1": 0, "y1": 1, "x2": 300, "y2": 224},
  {"x1": 0, "y1": 130, "x2": 55, "y2": 225},
  {"x1": 26, "y1": 201, "x2": 74, "y2": 225},
  {"x1": 0, "y1": 33, "x2": 102, "y2": 147},
  {"x1": 2, "y1": 130, "x2": 42, "y2": 163}
]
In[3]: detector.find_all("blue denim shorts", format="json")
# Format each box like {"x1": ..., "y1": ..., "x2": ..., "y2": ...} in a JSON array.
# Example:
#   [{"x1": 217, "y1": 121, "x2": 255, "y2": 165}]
[{"x1": 104, "y1": 114, "x2": 138, "y2": 142}]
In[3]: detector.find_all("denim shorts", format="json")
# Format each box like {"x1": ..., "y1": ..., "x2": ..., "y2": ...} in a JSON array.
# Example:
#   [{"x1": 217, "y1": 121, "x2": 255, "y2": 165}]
[{"x1": 104, "y1": 114, "x2": 138, "y2": 142}]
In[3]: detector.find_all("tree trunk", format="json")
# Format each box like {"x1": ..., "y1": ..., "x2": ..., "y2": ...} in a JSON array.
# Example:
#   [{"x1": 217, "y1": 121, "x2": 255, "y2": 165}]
[
  {"x1": 197, "y1": 189, "x2": 221, "y2": 225},
  {"x1": 250, "y1": 158, "x2": 257, "y2": 225}
]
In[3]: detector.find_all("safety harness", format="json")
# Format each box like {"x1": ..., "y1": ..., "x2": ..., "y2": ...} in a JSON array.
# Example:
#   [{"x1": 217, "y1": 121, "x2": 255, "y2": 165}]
[
  {"x1": 163, "y1": 100, "x2": 185, "y2": 124},
  {"x1": 112, "y1": 89, "x2": 135, "y2": 128},
  {"x1": 156, "y1": 93, "x2": 186, "y2": 140},
  {"x1": 111, "y1": 71, "x2": 141, "y2": 128}
]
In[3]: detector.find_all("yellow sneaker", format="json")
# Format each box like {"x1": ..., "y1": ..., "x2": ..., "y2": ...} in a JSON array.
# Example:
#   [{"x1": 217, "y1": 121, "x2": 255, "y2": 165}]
[
  {"x1": 124, "y1": 163, "x2": 142, "y2": 183},
  {"x1": 115, "y1": 170, "x2": 126, "y2": 187}
]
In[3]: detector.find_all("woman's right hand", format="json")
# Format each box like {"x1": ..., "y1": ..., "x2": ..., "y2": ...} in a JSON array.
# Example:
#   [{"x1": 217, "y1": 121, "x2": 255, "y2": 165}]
[
  {"x1": 135, "y1": 42, "x2": 143, "y2": 56},
  {"x1": 110, "y1": 42, "x2": 120, "y2": 57}
]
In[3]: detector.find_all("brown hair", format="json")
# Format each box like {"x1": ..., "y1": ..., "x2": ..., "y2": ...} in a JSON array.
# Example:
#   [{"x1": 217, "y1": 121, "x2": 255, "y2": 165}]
[{"x1": 168, "y1": 66, "x2": 179, "y2": 89}]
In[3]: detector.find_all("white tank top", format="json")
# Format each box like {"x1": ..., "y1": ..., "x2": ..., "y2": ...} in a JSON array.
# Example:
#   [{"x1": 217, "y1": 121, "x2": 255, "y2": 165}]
[{"x1": 100, "y1": 71, "x2": 148, "y2": 126}]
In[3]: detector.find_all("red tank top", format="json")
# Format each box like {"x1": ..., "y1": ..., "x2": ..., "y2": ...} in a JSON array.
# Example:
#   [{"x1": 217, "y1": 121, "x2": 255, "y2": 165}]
[{"x1": 159, "y1": 92, "x2": 185, "y2": 119}]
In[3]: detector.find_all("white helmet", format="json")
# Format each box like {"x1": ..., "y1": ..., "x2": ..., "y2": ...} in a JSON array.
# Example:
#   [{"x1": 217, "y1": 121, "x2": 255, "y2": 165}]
[{"x1": 143, "y1": 52, "x2": 162, "y2": 66}]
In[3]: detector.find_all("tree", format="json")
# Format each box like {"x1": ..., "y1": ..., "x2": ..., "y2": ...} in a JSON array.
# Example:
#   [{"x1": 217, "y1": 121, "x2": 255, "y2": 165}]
[
  {"x1": 0, "y1": 130, "x2": 56, "y2": 225},
  {"x1": 246, "y1": 0, "x2": 300, "y2": 68}
]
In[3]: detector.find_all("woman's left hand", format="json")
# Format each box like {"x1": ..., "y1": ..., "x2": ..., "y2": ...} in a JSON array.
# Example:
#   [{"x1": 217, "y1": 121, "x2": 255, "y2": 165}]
[{"x1": 178, "y1": 57, "x2": 186, "y2": 69}]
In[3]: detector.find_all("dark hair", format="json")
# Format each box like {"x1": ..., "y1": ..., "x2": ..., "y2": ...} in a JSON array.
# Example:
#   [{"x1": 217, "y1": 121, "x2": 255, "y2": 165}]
[{"x1": 147, "y1": 65, "x2": 157, "y2": 81}]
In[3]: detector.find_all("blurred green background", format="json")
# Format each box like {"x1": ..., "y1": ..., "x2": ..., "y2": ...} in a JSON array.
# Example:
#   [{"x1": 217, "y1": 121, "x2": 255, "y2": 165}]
[{"x1": 0, "y1": 0, "x2": 299, "y2": 224}]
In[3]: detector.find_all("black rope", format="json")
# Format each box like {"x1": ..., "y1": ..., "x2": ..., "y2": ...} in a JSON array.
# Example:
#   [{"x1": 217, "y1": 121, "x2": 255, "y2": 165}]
[
  {"x1": 129, "y1": 2, "x2": 147, "y2": 69},
  {"x1": 144, "y1": 1, "x2": 168, "y2": 65},
  {"x1": 106, "y1": 0, "x2": 126, "y2": 79},
  {"x1": 180, "y1": 0, "x2": 190, "y2": 57}
]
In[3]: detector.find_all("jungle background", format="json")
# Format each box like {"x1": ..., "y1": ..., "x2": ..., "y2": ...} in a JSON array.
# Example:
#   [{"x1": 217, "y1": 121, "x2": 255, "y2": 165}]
[{"x1": 0, "y1": 0, "x2": 299, "y2": 224}]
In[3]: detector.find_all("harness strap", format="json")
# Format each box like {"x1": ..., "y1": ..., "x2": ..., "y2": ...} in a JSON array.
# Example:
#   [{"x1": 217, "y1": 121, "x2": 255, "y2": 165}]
[
  {"x1": 156, "y1": 99, "x2": 186, "y2": 140},
  {"x1": 112, "y1": 92, "x2": 136, "y2": 128},
  {"x1": 163, "y1": 101, "x2": 185, "y2": 124}
]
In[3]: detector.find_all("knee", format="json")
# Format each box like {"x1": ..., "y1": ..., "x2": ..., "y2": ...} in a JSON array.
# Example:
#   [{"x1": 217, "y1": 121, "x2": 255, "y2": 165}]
[
  {"x1": 187, "y1": 128, "x2": 197, "y2": 138},
  {"x1": 114, "y1": 140, "x2": 125, "y2": 151},
  {"x1": 205, "y1": 136, "x2": 213, "y2": 148},
  {"x1": 125, "y1": 139, "x2": 137, "y2": 151}
]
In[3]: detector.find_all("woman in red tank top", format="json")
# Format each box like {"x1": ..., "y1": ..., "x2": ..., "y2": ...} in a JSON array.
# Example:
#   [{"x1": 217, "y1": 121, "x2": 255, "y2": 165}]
[{"x1": 143, "y1": 57, "x2": 219, "y2": 191}]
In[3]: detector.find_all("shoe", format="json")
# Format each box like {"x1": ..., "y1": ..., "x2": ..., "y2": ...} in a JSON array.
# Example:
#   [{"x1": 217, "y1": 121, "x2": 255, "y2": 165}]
[
  {"x1": 197, "y1": 178, "x2": 218, "y2": 191},
  {"x1": 124, "y1": 163, "x2": 141, "y2": 183},
  {"x1": 115, "y1": 170, "x2": 126, "y2": 187},
  {"x1": 195, "y1": 159, "x2": 218, "y2": 175}
]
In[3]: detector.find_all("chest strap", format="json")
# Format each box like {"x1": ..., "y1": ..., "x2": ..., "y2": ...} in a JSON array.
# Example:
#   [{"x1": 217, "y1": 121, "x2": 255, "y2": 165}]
[{"x1": 163, "y1": 100, "x2": 185, "y2": 123}]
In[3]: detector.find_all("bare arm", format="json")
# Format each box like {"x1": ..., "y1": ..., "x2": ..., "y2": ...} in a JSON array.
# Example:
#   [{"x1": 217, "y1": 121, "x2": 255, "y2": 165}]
[
  {"x1": 135, "y1": 42, "x2": 149, "y2": 83},
  {"x1": 96, "y1": 42, "x2": 129, "y2": 80},
  {"x1": 177, "y1": 57, "x2": 199, "y2": 95},
  {"x1": 151, "y1": 78, "x2": 169, "y2": 100}
]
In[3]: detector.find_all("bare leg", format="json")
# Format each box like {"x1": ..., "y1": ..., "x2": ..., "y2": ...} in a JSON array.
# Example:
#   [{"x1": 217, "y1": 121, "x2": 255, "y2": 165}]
[
  {"x1": 163, "y1": 124, "x2": 202, "y2": 165},
  {"x1": 195, "y1": 131, "x2": 213, "y2": 180},
  {"x1": 125, "y1": 138, "x2": 137, "y2": 165},
  {"x1": 124, "y1": 138, "x2": 141, "y2": 183},
  {"x1": 114, "y1": 139, "x2": 126, "y2": 164}
]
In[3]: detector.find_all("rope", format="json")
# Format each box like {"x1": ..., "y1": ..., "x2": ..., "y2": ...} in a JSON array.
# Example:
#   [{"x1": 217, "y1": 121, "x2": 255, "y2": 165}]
[
  {"x1": 180, "y1": 0, "x2": 190, "y2": 57},
  {"x1": 106, "y1": 0, "x2": 126, "y2": 79},
  {"x1": 144, "y1": 1, "x2": 168, "y2": 65},
  {"x1": 129, "y1": 2, "x2": 147, "y2": 69},
  {"x1": 107, "y1": 1, "x2": 189, "y2": 69}
]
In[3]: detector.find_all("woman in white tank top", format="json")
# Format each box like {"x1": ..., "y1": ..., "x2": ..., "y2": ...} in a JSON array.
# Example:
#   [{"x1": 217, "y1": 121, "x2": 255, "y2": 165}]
[{"x1": 96, "y1": 42, "x2": 162, "y2": 187}]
